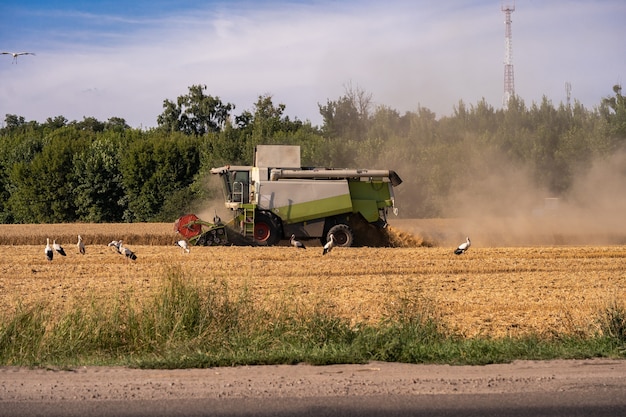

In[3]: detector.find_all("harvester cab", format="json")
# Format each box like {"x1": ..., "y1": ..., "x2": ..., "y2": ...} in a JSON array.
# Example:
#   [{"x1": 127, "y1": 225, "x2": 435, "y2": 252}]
[{"x1": 210, "y1": 166, "x2": 252, "y2": 208}]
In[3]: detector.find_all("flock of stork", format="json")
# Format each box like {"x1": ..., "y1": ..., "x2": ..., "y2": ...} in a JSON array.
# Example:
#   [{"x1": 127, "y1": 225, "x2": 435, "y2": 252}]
[
  {"x1": 290, "y1": 233, "x2": 337, "y2": 255},
  {"x1": 292, "y1": 234, "x2": 471, "y2": 255},
  {"x1": 44, "y1": 238, "x2": 71, "y2": 261},
  {"x1": 43, "y1": 236, "x2": 192, "y2": 262},
  {"x1": 43, "y1": 235, "x2": 139, "y2": 262},
  {"x1": 42, "y1": 234, "x2": 334, "y2": 262},
  {"x1": 43, "y1": 234, "x2": 470, "y2": 261}
]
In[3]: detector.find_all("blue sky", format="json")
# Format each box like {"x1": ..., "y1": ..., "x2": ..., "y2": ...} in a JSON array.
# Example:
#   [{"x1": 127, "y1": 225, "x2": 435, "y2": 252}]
[{"x1": 1, "y1": 0, "x2": 624, "y2": 128}]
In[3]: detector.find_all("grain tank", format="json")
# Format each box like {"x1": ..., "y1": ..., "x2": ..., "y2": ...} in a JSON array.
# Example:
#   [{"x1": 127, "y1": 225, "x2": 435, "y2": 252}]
[{"x1": 210, "y1": 145, "x2": 402, "y2": 247}]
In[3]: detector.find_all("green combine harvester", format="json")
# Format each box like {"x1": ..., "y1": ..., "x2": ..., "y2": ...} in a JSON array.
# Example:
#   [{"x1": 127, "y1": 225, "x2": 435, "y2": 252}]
[{"x1": 175, "y1": 145, "x2": 402, "y2": 247}]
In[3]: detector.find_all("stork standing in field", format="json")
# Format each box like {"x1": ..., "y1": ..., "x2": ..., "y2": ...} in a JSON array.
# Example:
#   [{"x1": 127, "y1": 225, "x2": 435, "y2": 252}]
[
  {"x1": 290, "y1": 234, "x2": 306, "y2": 249},
  {"x1": 322, "y1": 234, "x2": 335, "y2": 255},
  {"x1": 1, "y1": 51, "x2": 35, "y2": 63},
  {"x1": 175, "y1": 239, "x2": 190, "y2": 254},
  {"x1": 118, "y1": 240, "x2": 137, "y2": 260},
  {"x1": 454, "y1": 237, "x2": 471, "y2": 255},
  {"x1": 77, "y1": 235, "x2": 85, "y2": 255},
  {"x1": 45, "y1": 238, "x2": 53, "y2": 261},
  {"x1": 53, "y1": 240, "x2": 66, "y2": 256}
]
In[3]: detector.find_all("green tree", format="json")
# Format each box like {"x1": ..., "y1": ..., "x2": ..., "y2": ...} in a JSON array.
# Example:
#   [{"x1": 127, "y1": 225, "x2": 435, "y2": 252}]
[
  {"x1": 8, "y1": 131, "x2": 85, "y2": 223},
  {"x1": 1, "y1": 114, "x2": 40, "y2": 137},
  {"x1": 70, "y1": 117, "x2": 105, "y2": 132},
  {"x1": 208, "y1": 123, "x2": 248, "y2": 167},
  {"x1": 317, "y1": 85, "x2": 374, "y2": 167},
  {"x1": 242, "y1": 94, "x2": 305, "y2": 162},
  {"x1": 105, "y1": 117, "x2": 130, "y2": 132},
  {"x1": 157, "y1": 84, "x2": 234, "y2": 136},
  {"x1": 44, "y1": 116, "x2": 68, "y2": 130},
  {"x1": 120, "y1": 134, "x2": 202, "y2": 221},
  {"x1": 2, "y1": 114, "x2": 26, "y2": 132},
  {"x1": 71, "y1": 133, "x2": 127, "y2": 222},
  {"x1": 601, "y1": 84, "x2": 626, "y2": 142},
  {"x1": 319, "y1": 84, "x2": 371, "y2": 142}
]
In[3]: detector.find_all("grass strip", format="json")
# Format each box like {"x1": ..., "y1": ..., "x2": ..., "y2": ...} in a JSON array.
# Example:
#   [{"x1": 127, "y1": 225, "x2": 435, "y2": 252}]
[{"x1": 1, "y1": 269, "x2": 624, "y2": 368}]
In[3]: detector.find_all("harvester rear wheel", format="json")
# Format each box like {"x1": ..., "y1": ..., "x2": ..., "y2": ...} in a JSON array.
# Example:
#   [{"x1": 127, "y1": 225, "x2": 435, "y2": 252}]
[
  {"x1": 254, "y1": 212, "x2": 281, "y2": 246},
  {"x1": 327, "y1": 224, "x2": 353, "y2": 247}
]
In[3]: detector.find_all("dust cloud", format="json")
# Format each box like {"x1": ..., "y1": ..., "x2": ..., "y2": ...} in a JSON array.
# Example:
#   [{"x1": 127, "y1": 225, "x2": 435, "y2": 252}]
[
  {"x1": 560, "y1": 150, "x2": 626, "y2": 242},
  {"x1": 390, "y1": 149, "x2": 626, "y2": 247},
  {"x1": 194, "y1": 174, "x2": 232, "y2": 226}
]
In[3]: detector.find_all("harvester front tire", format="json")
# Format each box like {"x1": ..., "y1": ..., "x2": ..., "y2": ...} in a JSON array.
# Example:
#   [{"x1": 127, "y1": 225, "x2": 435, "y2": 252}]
[
  {"x1": 254, "y1": 212, "x2": 281, "y2": 246},
  {"x1": 327, "y1": 224, "x2": 353, "y2": 247}
]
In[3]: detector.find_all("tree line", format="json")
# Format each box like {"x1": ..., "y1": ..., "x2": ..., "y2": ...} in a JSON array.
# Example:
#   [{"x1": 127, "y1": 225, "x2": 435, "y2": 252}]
[{"x1": 1, "y1": 84, "x2": 624, "y2": 223}]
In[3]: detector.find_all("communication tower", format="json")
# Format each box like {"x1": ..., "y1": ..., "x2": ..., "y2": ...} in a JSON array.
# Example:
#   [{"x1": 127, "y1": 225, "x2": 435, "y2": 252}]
[{"x1": 502, "y1": 2, "x2": 515, "y2": 107}]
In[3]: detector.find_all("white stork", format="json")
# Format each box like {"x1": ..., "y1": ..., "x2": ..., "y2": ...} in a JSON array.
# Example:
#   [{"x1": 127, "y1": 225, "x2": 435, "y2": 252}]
[
  {"x1": 53, "y1": 240, "x2": 66, "y2": 256},
  {"x1": 322, "y1": 234, "x2": 335, "y2": 255},
  {"x1": 290, "y1": 234, "x2": 306, "y2": 249},
  {"x1": 175, "y1": 239, "x2": 190, "y2": 254},
  {"x1": 108, "y1": 240, "x2": 122, "y2": 254},
  {"x1": 77, "y1": 235, "x2": 85, "y2": 255},
  {"x1": 1, "y1": 52, "x2": 35, "y2": 63},
  {"x1": 45, "y1": 238, "x2": 53, "y2": 261},
  {"x1": 454, "y1": 237, "x2": 471, "y2": 255},
  {"x1": 118, "y1": 241, "x2": 137, "y2": 260}
]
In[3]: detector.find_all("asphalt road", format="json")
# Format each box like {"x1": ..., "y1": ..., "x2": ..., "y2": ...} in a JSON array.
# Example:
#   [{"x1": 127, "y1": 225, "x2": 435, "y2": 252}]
[
  {"x1": 2, "y1": 359, "x2": 625, "y2": 417},
  {"x1": 3, "y1": 391, "x2": 626, "y2": 417}
]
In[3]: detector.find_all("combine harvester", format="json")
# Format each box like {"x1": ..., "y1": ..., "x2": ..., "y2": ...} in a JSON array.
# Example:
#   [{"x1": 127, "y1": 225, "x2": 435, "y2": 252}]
[{"x1": 175, "y1": 145, "x2": 402, "y2": 247}]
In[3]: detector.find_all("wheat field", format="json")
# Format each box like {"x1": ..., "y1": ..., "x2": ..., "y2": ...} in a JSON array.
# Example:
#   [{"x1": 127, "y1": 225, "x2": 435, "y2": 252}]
[{"x1": 0, "y1": 221, "x2": 624, "y2": 338}]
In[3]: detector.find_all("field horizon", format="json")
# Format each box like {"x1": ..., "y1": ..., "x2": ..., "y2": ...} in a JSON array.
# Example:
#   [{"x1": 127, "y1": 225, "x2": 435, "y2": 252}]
[{"x1": 2, "y1": 216, "x2": 625, "y2": 247}]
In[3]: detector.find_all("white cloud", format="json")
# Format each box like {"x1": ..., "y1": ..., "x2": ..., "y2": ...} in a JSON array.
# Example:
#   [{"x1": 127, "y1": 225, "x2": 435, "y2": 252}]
[{"x1": 0, "y1": 0, "x2": 624, "y2": 128}]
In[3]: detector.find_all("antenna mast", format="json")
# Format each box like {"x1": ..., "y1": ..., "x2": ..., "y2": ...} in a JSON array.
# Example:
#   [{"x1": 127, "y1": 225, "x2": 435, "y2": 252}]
[{"x1": 502, "y1": 2, "x2": 515, "y2": 107}]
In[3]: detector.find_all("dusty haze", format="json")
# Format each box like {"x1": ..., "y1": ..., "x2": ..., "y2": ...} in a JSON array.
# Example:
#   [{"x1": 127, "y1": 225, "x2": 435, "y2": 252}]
[
  {"x1": 190, "y1": 149, "x2": 626, "y2": 248},
  {"x1": 391, "y1": 149, "x2": 626, "y2": 247}
]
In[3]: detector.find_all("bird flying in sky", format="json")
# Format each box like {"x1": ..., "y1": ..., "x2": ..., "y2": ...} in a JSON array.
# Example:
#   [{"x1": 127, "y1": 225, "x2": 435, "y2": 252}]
[{"x1": 1, "y1": 51, "x2": 35, "y2": 63}]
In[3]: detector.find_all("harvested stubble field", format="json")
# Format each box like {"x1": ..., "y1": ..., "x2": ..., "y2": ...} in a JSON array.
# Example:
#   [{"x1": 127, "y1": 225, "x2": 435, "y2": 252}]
[{"x1": 0, "y1": 220, "x2": 624, "y2": 338}]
